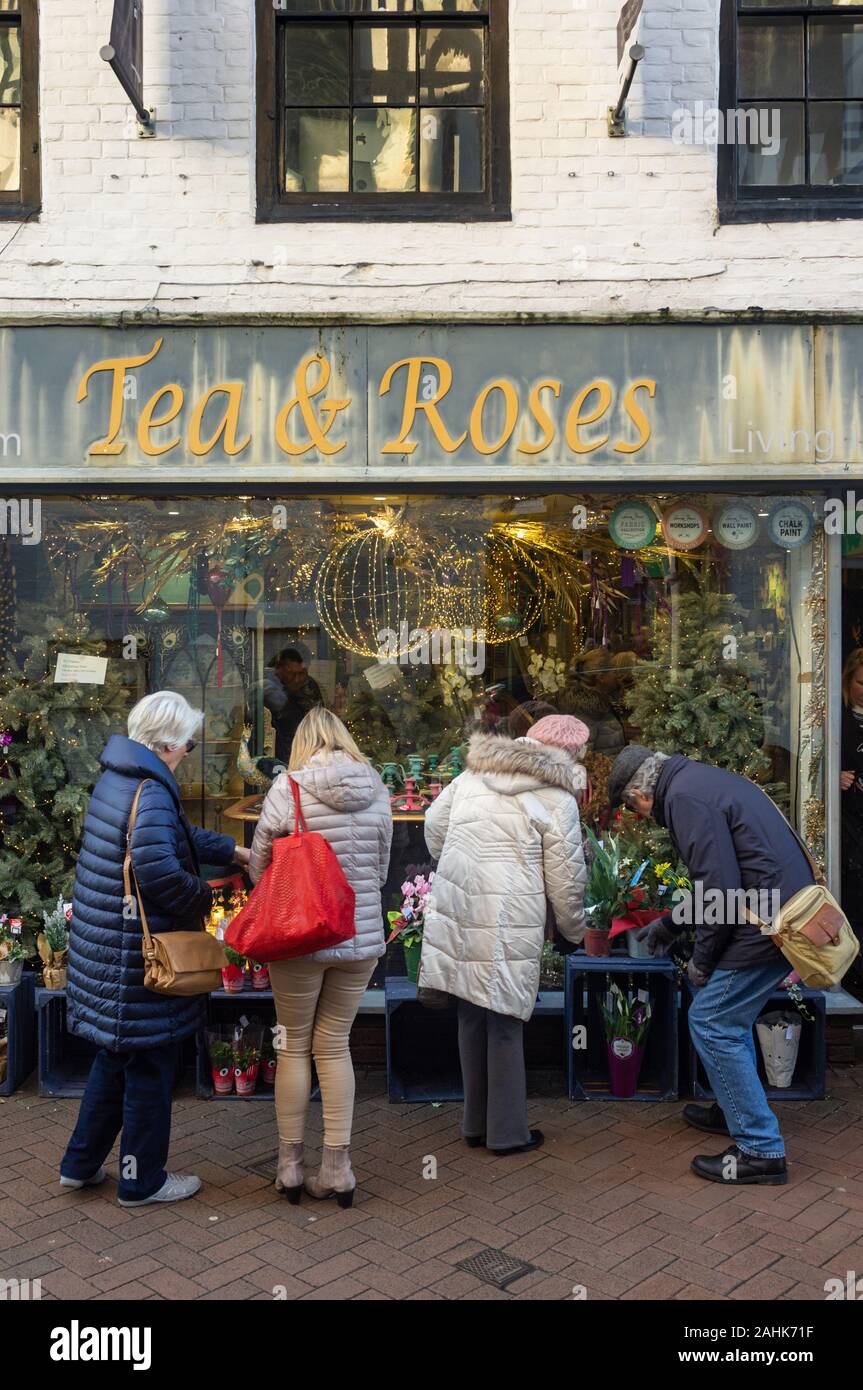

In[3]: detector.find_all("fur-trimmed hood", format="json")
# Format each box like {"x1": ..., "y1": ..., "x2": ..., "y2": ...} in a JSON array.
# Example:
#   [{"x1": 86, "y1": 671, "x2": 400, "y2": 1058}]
[{"x1": 466, "y1": 732, "x2": 587, "y2": 799}]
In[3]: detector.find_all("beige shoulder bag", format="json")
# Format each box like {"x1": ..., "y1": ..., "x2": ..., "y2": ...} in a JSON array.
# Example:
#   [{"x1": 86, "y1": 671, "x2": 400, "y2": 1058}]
[{"x1": 125, "y1": 780, "x2": 228, "y2": 997}]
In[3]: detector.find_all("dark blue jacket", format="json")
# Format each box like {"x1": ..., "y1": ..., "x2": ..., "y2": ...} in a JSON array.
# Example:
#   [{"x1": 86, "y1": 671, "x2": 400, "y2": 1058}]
[
  {"x1": 654, "y1": 754, "x2": 814, "y2": 975},
  {"x1": 67, "y1": 735, "x2": 236, "y2": 1051}
]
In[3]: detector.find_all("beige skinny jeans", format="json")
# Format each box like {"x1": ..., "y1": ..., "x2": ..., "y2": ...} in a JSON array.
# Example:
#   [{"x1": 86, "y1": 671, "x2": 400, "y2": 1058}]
[{"x1": 269, "y1": 955, "x2": 377, "y2": 1147}]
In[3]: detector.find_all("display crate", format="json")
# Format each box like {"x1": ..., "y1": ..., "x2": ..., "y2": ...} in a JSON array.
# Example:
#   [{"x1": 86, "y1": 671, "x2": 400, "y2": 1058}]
[
  {"x1": 681, "y1": 978, "x2": 827, "y2": 1102},
  {"x1": 197, "y1": 986, "x2": 385, "y2": 1100},
  {"x1": 564, "y1": 954, "x2": 678, "y2": 1102},
  {"x1": 385, "y1": 978, "x2": 566, "y2": 1103},
  {"x1": 36, "y1": 988, "x2": 99, "y2": 1098},
  {"x1": 0, "y1": 972, "x2": 36, "y2": 1095}
]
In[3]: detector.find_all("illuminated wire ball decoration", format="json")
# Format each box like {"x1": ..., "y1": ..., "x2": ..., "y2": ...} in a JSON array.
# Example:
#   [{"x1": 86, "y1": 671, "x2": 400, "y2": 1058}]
[
  {"x1": 432, "y1": 530, "x2": 547, "y2": 644},
  {"x1": 314, "y1": 512, "x2": 431, "y2": 658}
]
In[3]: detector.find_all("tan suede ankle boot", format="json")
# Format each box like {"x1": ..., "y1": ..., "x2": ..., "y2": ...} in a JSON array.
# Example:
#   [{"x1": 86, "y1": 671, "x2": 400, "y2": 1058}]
[
  {"x1": 274, "y1": 1141, "x2": 304, "y2": 1204},
  {"x1": 304, "y1": 1144, "x2": 356, "y2": 1208}
]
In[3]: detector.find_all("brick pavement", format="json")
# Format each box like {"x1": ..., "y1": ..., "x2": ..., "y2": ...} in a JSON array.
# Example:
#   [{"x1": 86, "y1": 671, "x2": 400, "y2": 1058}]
[{"x1": 2, "y1": 1064, "x2": 862, "y2": 1302}]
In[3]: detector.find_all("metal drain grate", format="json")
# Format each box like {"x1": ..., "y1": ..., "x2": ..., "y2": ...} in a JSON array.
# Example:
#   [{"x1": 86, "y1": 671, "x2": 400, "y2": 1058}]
[
  {"x1": 455, "y1": 1246, "x2": 536, "y2": 1290},
  {"x1": 248, "y1": 1151, "x2": 278, "y2": 1181}
]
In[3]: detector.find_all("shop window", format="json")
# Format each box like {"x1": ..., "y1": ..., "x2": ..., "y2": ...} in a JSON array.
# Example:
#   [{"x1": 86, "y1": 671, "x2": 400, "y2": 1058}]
[
  {"x1": 719, "y1": 0, "x2": 863, "y2": 221},
  {"x1": 0, "y1": 0, "x2": 39, "y2": 218},
  {"x1": 255, "y1": 0, "x2": 510, "y2": 221},
  {"x1": 0, "y1": 493, "x2": 827, "y2": 878}
]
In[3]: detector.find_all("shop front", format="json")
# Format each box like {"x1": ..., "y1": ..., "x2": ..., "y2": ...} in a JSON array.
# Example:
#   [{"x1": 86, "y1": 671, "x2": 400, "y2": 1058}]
[{"x1": 0, "y1": 320, "x2": 851, "y2": 1085}]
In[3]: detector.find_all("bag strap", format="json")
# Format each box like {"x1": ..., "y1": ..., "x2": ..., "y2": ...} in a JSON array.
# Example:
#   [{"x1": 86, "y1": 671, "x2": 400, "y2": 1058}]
[
  {"x1": 124, "y1": 780, "x2": 157, "y2": 963},
  {"x1": 288, "y1": 776, "x2": 308, "y2": 835}
]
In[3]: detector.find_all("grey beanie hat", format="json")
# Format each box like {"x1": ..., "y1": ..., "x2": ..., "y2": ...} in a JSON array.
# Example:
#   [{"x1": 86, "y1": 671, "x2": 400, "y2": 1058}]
[{"x1": 608, "y1": 744, "x2": 655, "y2": 809}]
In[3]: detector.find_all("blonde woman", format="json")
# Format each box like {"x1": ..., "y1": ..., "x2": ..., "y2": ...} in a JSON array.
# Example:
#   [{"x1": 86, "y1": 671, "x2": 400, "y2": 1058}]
[{"x1": 249, "y1": 708, "x2": 393, "y2": 1207}]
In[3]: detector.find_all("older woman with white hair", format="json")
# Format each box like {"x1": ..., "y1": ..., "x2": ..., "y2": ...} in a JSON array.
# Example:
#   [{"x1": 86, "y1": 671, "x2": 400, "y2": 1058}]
[{"x1": 61, "y1": 691, "x2": 249, "y2": 1207}]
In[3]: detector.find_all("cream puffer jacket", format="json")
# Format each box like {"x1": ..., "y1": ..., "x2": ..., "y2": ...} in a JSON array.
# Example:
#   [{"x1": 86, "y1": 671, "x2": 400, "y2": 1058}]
[
  {"x1": 420, "y1": 733, "x2": 587, "y2": 1021},
  {"x1": 249, "y1": 751, "x2": 393, "y2": 963}
]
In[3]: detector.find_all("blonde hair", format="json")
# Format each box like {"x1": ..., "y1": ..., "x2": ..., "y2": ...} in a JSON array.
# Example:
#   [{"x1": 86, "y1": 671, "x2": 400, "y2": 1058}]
[
  {"x1": 128, "y1": 691, "x2": 202, "y2": 752},
  {"x1": 288, "y1": 706, "x2": 369, "y2": 771},
  {"x1": 842, "y1": 649, "x2": 863, "y2": 706}
]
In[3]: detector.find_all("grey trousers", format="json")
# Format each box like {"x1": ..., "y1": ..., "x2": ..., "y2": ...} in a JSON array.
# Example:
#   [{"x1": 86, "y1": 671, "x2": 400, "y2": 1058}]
[{"x1": 456, "y1": 998, "x2": 531, "y2": 1150}]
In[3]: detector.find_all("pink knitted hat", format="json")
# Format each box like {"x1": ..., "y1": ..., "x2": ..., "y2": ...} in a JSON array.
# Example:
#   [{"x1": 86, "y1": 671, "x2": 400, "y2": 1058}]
[{"x1": 527, "y1": 714, "x2": 590, "y2": 755}]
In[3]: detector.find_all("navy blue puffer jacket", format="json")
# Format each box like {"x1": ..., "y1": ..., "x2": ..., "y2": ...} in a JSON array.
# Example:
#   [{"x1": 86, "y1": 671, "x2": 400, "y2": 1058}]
[{"x1": 67, "y1": 735, "x2": 237, "y2": 1051}]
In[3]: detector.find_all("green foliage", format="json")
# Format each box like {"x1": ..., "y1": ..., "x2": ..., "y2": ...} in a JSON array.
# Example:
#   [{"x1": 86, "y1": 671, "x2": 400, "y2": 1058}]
[
  {"x1": 344, "y1": 665, "x2": 466, "y2": 767},
  {"x1": 599, "y1": 981, "x2": 653, "y2": 1046},
  {"x1": 0, "y1": 609, "x2": 133, "y2": 923},
  {"x1": 625, "y1": 585, "x2": 771, "y2": 780},
  {"x1": 41, "y1": 895, "x2": 70, "y2": 953}
]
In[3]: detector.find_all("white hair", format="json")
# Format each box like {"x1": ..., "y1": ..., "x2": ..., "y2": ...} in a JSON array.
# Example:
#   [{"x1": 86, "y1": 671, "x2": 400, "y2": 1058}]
[
  {"x1": 622, "y1": 752, "x2": 669, "y2": 804},
  {"x1": 127, "y1": 691, "x2": 203, "y2": 752}
]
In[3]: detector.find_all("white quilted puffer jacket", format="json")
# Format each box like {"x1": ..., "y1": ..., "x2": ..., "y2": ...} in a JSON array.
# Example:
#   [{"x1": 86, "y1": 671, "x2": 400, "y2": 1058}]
[
  {"x1": 420, "y1": 732, "x2": 587, "y2": 1021},
  {"x1": 249, "y1": 751, "x2": 393, "y2": 963}
]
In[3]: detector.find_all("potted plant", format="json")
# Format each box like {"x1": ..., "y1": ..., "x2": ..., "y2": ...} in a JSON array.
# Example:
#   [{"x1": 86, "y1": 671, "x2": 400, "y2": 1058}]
[
  {"x1": 0, "y1": 915, "x2": 30, "y2": 986},
  {"x1": 599, "y1": 981, "x2": 653, "y2": 1097},
  {"x1": 205, "y1": 1029, "x2": 235, "y2": 1095},
  {"x1": 38, "y1": 897, "x2": 71, "y2": 990},
  {"x1": 387, "y1": 868, "x2": 435, "y2": 984},
  {"x1": 221, "y1": 944, "x2": 246, "y2": 993},
  {"x1": 232, "y1": 1024, "x2": 263, "y2": 1096},
  {"x1": 583, "y1": 828, "x2": 623, "y2": 956},
  {"x1": 249, "y1": 960, "x2": 270, "y2": 991},
  {"x1": 261, "y1": 1029, "x2": 278, "y2": 1086}
]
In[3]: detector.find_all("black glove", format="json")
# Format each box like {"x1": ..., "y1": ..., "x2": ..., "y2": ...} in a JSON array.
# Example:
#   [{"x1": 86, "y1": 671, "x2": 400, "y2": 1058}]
[
  {"x1": 634, "y1": 916, "x2": 676, "y2": 956},
  {"x1": 687, "y1": 958, "x2": 710, "y2": 989}
]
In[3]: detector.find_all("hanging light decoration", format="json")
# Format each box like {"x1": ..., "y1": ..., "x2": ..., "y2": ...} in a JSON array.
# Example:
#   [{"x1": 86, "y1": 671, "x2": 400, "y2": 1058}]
[
  {"x1": 313, "y1": 507, "x2": 430, "y2": 658},
  {"x1": 432, "y1": 527, "x2": 547, "y2": 644}
]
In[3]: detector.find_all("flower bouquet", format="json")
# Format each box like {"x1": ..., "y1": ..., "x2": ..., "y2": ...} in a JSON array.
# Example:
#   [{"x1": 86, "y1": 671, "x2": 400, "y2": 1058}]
[
  {"x1": 38, "y1": 897, "x2": 71, "y2": 990},
  {"x1": 221, "y1": 943, "x2": 247, "y2": 993},
  {"x1": 599, "y1": 981, "x2": 653, "y2": 1097},
  {"x1": 0, "y1": 915, "x2": 30, "y2": 986},
  {"x1": 583, "y1": 829, "x2": 631, "y2": 956},
  {"x1": 387, "y1": 867, "x2": 435, "y2": 983}
]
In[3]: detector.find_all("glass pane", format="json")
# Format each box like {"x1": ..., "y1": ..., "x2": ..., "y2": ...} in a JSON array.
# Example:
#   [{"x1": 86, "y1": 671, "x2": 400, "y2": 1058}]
[
  {"x1": 354, "y1": 24, "x2": 417, "y2": 104},
  {"x1": 0, "y1": 2, "x2": 21, "y2": 10},
  {"x1": 0, "y1": 23, "x2": 20, "y2": 105},
  {"x1": 355, "y1": 1, "x2": 415, "y2": 10},
  {"x1": 810, "y1": 101, "x2": 863, "y2": 184},
  {"x1": 418, "y1": 1, "x2": 487, "y2": 11},
  {"x1": 284, "y1": 24, "x2": 349, "y2": 105},
  {"x1": 0, "y1": 107, "x2": 19, "y2": 190},
  {"x1": 809, "y1": 22, "x2": 863, "y2": 98},
  {"x1": 737, "y1": 102, "x2": 804, "y2": 186},
  {"x1": 420, "y1": 106, "x2": 483, "y2": 191},
  {"x1": 420, "y1": 24, "x2": 484, "y2": 104},
  {"x1": 352, "y1": 108, "x2": 416, "y2": 190},
  {"x1": 738, "y1": 19, "x2": 804, "y2": 99},
  {"x1": 284, "y1": 109, "x2": 349, "y2": 191}
]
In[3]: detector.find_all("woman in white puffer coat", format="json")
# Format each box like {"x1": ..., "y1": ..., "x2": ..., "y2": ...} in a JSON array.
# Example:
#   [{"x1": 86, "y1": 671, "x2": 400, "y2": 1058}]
[
  {"x1": 421, "y1": 715, "x2": 588, "y2": 1155},
  {"x1": 249, "y1": 708, "x2": 392, "y2": 1209}
]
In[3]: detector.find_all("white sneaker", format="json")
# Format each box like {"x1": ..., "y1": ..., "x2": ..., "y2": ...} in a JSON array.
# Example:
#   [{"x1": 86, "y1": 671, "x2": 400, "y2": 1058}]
[
  {"x1": 117, "y1": 1173, "x2": 202, "y2": 1207},
  {"x1": 59, "y1": 1167, "x2": 108, "y2": 1189}
]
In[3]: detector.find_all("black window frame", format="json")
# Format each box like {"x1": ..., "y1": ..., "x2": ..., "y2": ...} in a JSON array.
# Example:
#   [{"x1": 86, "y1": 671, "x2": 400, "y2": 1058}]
[
  {"x1": 0, "y1": 0, "x2": 39, "y2": 220},
  {"x1": 255, "y1": 0, "x2": 510, "y2": 222},
  {"x1": 719, "y1": 0, "x2": 863, "y2": 223}
]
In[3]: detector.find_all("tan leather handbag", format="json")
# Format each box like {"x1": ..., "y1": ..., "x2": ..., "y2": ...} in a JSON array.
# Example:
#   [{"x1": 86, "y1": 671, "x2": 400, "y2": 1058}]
[{"x1": 124, "y1": 780, "x2": 228, "y2": 997}]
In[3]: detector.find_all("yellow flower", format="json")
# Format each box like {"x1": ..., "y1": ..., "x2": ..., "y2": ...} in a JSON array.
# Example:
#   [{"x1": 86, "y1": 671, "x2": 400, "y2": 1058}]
[{"x1": 654, "y1": 862, "x2": 671, "y2": 877}]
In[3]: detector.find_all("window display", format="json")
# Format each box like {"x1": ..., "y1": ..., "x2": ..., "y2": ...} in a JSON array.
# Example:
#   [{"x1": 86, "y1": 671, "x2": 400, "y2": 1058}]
[{"x1": 0, "y1": 488, "x2": 827, "y2": 925}]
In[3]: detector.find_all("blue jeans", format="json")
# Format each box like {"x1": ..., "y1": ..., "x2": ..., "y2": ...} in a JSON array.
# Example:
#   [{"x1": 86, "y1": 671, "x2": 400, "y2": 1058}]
[
  {"x1": 61, "y1": 1042, "x2": 179, "y2": 1201},
  {"x1": 688, "y1": 957, "x2": 791, "y2": 1159}
]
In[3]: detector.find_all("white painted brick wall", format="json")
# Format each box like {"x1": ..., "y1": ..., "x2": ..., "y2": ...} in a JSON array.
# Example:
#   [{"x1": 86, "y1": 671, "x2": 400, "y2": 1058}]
[{"x1": 2, "y1": 0, "x2": 858, "y2": 317}]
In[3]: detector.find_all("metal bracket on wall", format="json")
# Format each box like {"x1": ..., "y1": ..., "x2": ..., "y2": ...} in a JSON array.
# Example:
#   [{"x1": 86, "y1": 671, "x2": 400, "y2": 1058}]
[
  {"x1": 608, "y1": 44, "x2": 645, "y2": 138},
  {"x1": 137, "y1": 108, "x2": 156, "y2": 139}
]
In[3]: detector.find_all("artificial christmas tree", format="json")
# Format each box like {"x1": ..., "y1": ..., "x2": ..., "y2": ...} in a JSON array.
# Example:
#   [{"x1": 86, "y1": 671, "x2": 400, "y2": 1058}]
[
  {"x1": 625, "y1": 585, "x2": 771, "y2": 781},
  {"x1": 0, "y1": 610, "x2": 133, "y2": 923}
]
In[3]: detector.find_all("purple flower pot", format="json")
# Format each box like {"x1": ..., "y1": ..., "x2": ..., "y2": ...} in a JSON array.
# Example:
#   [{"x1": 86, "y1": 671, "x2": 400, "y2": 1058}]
[{"x1": 607, "y1": 1039, "x2": 646, "y2": 1098}]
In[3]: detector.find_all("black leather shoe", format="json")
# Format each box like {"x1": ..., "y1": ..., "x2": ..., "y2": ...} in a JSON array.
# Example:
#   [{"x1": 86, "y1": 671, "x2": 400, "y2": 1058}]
[
  {"x1": 684, "y1": 1102, "x2": 730, "y2": 1136},
  {"x1": 490, "y1": 1129, "x2": 545, "y2": 1156},
  {"x1": 691, "y1": 1144, "x2": 787, "y2": 1186},
  {"x1": 464, "y1": 1135, "x2": 485, "y2": 1148}
]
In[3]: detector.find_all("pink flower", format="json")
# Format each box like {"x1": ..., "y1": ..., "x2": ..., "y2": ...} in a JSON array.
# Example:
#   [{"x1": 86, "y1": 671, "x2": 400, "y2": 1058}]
[{"x1": 400, "y1": 881, "x2": 413, "y2": 898}]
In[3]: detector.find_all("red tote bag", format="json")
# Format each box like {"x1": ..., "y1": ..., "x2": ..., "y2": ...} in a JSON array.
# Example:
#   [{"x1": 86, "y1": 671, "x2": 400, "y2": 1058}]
[{"x1": 225, "y1": 778, "x2": 356, "y2": 963}]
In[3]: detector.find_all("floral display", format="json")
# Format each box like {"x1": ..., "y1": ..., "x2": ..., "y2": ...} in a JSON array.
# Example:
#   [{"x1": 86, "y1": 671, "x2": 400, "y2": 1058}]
[
  {"x1": 387, "y1": 867, "x2": 435, "y2": 983},
  {"x1": 599, "y1": 980, "x2": 654, "y2": 1098},
  {"x1": 526, "y1": 646, "x2": 567, "y2": 696}
]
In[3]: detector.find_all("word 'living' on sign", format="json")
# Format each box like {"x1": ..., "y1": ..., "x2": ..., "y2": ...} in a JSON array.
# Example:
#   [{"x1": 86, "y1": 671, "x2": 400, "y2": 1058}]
[{"x1": 75, "y1": 338, "x2": 658, "y2": 462}]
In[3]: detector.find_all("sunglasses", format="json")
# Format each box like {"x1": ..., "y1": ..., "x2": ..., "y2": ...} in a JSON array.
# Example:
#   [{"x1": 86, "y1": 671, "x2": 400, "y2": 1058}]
[{"x1": 186, "y1": 740, "x2": 197, "y2": 753}]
